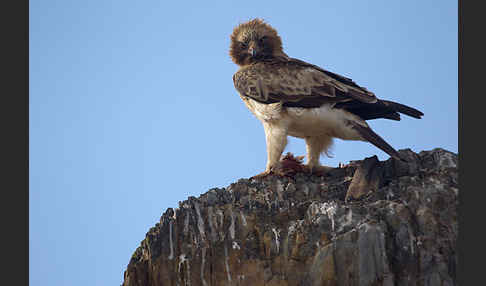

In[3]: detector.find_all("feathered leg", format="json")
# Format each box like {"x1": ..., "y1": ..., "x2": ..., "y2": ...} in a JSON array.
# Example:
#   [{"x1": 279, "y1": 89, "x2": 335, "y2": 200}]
[
  {"x1": 264, "y1": 122, "x2": 288, "y2": 172},
  {"x1": 305, "y1": 135, "x2": 333, "y2": 174},
  {"x1": 252, "y1": 122, "x2": 288, "y2": 178}
]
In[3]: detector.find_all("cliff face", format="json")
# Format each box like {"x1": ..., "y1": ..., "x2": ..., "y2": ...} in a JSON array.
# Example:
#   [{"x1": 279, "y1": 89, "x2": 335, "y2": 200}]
[{"x1": 123, "y1": 148, "x2": 458, "y2": 286}]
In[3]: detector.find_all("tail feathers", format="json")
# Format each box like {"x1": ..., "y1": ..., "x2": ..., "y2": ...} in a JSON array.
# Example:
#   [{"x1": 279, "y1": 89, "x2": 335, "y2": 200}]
[
  {"x1": 381, "y1": 112, "x2": 401, "y2": 121},
  {"x1": 348, "y1": 120, "x2": 407, "y2": 162},
  {"x1": 333, "y1": 99, "x2": 423, "y2": 121},
  {"x1": 382, "y1": 100, "x2": 424, "y2": 119}
]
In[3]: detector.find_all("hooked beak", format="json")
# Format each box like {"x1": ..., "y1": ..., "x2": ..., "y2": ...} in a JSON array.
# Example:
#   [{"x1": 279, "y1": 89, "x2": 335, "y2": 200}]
[
  {"x1": 248, "y1": 41, "x2": 261, "y2": 58},
  {"x1": 248, "y1": 47, "x2": 257, "y2": 57}
]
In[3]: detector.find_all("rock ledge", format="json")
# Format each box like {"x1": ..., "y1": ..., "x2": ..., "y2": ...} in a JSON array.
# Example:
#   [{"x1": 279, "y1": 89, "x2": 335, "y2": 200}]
[{"x1": 123, "y1": 148, "x2": 458, "y2": 286}]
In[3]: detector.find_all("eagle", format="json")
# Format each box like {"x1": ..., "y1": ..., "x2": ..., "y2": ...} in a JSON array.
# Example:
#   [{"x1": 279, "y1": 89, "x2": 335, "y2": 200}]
[{"x1": 230, "y1": 19, "x2": 423, "y2": 177}]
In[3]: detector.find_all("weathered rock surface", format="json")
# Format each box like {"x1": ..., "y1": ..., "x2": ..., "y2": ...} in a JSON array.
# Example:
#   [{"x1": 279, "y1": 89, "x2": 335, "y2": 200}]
[{"x1": 122, "y1": 148, "x2": 458, "y2": 286}]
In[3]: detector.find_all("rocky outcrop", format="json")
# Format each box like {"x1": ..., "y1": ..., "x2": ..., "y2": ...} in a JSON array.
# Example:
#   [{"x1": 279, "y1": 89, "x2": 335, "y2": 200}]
[{"x1": 122, "y1": 148, "x2": 458, "y2": 286}]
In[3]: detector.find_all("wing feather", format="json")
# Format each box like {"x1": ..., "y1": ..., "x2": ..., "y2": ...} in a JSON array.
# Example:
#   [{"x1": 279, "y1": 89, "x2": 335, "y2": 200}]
[
  {"x1": 233, "y1": 58, "x2": 376, "y2": 106},
  {"x1": 233, "y1": 58, "x2": 423, "y2": 121}
]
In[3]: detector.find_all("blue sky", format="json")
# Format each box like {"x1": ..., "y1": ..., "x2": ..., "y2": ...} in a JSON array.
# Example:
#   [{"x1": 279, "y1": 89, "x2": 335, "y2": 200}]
[{"x1": 29, "y1": 0, "x2": 457, "y2": 285}]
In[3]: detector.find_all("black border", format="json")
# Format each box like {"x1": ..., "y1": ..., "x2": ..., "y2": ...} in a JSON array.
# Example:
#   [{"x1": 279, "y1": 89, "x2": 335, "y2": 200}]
[
  {"x1": 1, "y1": 0, "x2": 28, "y2": 285},
  {"x1": 458, "y1": 0, "x2": 482, "y2": 285}
]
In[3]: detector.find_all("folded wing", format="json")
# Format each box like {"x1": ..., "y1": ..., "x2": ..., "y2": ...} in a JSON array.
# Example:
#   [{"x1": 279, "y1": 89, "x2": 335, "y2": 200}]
[{"x1": 233, "y1": 58, "x2": 423, "y2": 121}]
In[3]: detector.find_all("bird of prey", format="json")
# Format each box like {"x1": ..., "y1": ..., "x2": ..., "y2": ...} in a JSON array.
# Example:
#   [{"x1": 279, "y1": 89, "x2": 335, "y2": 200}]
[{"x1": 230, "y1": 19, "x2": 423, "y2": 177}]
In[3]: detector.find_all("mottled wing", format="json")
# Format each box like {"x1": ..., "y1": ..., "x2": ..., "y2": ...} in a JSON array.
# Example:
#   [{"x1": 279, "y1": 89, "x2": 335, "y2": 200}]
[
  {"x1": 233, "y1": 59, "x2": 377, "y2": 108},
  {"x1": 287, "y1": 58, "x2": 378, "y2": 103},
  {"x1": 285, "y1": 58, "x2": 423, "y2": 119},
  {"x1": 233, "y1": 58, "x2": 423, "y2": 120}
]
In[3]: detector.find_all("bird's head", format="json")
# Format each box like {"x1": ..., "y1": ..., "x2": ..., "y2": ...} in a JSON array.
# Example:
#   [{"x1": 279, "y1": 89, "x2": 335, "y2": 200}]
[{"x1": 230, "y1": 18, "x2": 285, "y2": 66}]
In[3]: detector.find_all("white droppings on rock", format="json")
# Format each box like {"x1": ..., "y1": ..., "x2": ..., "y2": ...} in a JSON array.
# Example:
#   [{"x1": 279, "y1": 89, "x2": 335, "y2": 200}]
[
  {"x1": 416, "y1": 236, "x2": 423, "y2": 246},
  {"x1": 272, "y1": 228, "x2": 281, "y2": 253},
  {"x1": 344, "y1": 176, "x2": 354, "y2": 182},
  {"x1": 216, "y1": 209, "x2": 224, "y2": 228},
  {"x1": 229, "y1": 209, "x2": 235, "y2": 240},
  {"x1": 358, "y1": 222, "x2": 372, "y2": 233},
  {"x1": 308, "y1": 202, "x2": 338, "y2": 231},
  {"x1": 337, "y1": 208, "x2": 353, "y2": 232},
  {"x1": 178, "y1": 254, "x2": 191, "y2": 285},
  {"x1": 240, "y1": 211, "x2": 247, "y2": 226},
  {"x1": 207, "y1": 207, "x2": 217, "y2": 241},
  {"x1": 181, "y1": 202, "x2": 191, "y2": 209},
  {"x1": 414, "y1": 190, "x2": 420, "y2": 200},
  {"x1": 183, "y1": 213, "x2": 190, "y2": 235},
  {"x1": 224, "y1": 244, "x2": 232, "y2": 282},
  {"x1": 288, "y1": 220, "x2": 304, "y2": 236},
  {"x1": 215, "y1": 209, "x2": 224, "y2": 240},
  {"x1": 168, "y1": 220, "x2": 174, "y2": 260},
  {"x1": 325, "y1": 203, "x2": 337, "y2": 231},
  {"x1": 201, "y1": 247, "x2": 208, "y2": 286},
  {"x1": 347, "y1": 208, "x2": 352, "y2": 221},
  {"x1": 232, "y1": 241, "x2": 240, "y2": 250},
  {"x1": 194, "y1": 202, "x2": 206, "y2": 241},
  {"x1": 409, "y1": 227, "x2": 416, "y2": 255},
  {"x1": 178, "y1": 254, "x2": 187, "y2": 271}
]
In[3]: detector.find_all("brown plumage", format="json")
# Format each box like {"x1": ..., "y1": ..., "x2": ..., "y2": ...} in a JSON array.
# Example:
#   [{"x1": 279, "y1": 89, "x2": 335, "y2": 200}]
[{"x1": 230, "y1": 18, "x2": 423, "y2": 176}]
